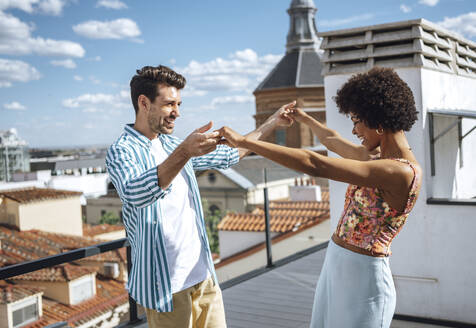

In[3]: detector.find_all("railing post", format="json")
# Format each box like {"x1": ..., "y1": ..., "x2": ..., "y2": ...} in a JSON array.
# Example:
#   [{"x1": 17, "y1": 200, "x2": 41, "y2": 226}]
[
  {"x1": 126, "y1": 244, "x2": 139, "y2": 323},
  {"x1": 263, "y1": 168, "x2": 273, "y2": 268}
]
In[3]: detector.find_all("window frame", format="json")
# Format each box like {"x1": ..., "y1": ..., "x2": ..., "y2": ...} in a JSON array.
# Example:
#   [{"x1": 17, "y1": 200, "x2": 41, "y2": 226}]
[{"x1": 11, "y1": 296, "x2": 39, "y2": 328}]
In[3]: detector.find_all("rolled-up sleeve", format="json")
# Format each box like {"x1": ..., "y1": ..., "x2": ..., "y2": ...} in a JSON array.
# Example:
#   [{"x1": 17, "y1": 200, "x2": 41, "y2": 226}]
[
  {"x1": 106, "y1": 144, "x2": 171, "y2": 208},
  {"x1": 191, "y1": 145, "x2": 239, "y2": 171}
]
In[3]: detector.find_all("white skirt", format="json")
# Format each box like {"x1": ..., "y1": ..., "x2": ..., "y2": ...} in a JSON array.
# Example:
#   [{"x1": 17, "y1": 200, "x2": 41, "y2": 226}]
[{"x1": 310, "y1": 239, "x2": 396, "y2": 328}]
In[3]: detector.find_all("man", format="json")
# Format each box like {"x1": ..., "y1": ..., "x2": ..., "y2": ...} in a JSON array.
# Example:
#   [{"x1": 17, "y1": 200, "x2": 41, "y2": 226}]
[{"x1": 106, "y1": 65, "x2": 294, "y2": 328}]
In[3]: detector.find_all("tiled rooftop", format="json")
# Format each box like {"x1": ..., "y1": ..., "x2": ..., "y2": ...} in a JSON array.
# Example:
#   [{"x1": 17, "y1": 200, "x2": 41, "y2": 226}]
[
  {"x1": 218, "y1": 213, "x2": 328, "y2": 233},
  {"x1": 12, "y1": 264, "x2": 96, "y2": 282},
  {"x1": 83, "y1": 223, "x2": 125, "y2": 238},
  {"x1": 0, "y1": 187, "x2": 82, "y2": 203},
  {"x1": 0, "y1": 283, "x2": 43, "y2": 304},
  {"x1": 218, "y1": 191, "x2": 330, "y2": 233},
  {"x1": 0, "y1": 224, "x2": 128, "y2": 327},
  {"x1": 28, "y1": 278, "x2": 128, "y2": 327}
]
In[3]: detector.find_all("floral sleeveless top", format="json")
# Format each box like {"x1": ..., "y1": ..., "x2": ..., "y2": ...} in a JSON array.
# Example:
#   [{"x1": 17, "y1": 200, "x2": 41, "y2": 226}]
[{"x1": 335, "y1": 158, "x2": 420, "y2": 256}]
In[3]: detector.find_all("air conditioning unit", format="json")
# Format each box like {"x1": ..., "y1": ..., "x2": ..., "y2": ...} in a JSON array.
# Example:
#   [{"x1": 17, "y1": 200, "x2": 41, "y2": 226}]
[{"x1": 103, "y1": 262, "x2": 120, "y2": 278}]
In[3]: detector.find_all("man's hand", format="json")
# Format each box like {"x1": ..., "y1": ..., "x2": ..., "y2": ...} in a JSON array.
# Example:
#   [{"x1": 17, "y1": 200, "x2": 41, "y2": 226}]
[
  {"x1": 267, "y1": 101, "x2": 296, "y2": 127},
  {"x1": 181, "y1": 121, "x2": 220, "y2": 157},
  {"x1": 287, "y1": 107, "x2": 310, "y2": 123},
  {"x1": 217, "y1": 126, "x2": 246, "y2": 148}
]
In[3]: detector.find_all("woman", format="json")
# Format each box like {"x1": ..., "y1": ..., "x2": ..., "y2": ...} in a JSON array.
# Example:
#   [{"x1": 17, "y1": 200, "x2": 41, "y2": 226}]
[{"x1": 218, "y1": 67, "x2": 421, "y2": 328}]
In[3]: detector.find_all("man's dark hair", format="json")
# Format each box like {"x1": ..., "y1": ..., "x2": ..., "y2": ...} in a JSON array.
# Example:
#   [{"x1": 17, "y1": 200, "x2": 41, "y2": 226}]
[
  {"x1": 334, "y1": 66, "x2": 418, "y2": 132},
  {"x1": 130, "y1": 65, "x2": 186, "y2": 113}
]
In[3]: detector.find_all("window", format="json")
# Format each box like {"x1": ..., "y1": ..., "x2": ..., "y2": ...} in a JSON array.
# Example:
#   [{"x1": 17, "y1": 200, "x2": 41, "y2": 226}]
[
  {"x1": 275, "y1": 129, "x2": 286, "y2": 146},
  {"x1": 428, "y1": 109, "x2": 476, "y2": 200},
  {"x1": 70, "y1": 275, "x2": 95, "y2": 305},
  {"x1": 11, "y1": 297, "x2": 39, "y2": 328},
  {"x1": 207, "y1": 172, "x2": 216, "y2": 184},
  {"x1": 209, "y1": 204, "x2": 220, "y2": 214}
]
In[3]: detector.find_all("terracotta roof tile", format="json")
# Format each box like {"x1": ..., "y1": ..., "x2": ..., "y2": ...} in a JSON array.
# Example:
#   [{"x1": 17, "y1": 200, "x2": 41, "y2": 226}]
[
  {"x1": 0, "y1": 283, "x2": 44, "y2": 304},
  {"x1": 12, "y1": 264, "x2": 96, "y2": 282},
  {"x1": 0, "y1": 187, "x2": 82, "y2": 204},
  {"x1": 218, "y1": 195, "x2": 330, "y2": 233},
  {"x1": 0, "y1": 225, "x2": 129, "y2": 327},
  {"x1": 218, "y1": 212, "x2": 328, "y2": 233},
  {"x1": 83, "y1": 223, "x2": 124, "y2": 237}
]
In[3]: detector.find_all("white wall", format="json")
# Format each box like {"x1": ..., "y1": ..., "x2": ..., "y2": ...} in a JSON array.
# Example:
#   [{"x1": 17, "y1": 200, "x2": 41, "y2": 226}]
[
  {"x1": 421, "y1": 69, "x2": 476, "y2": 199},
  {"x1": 216, "y1": 220, "x2": 331, "y2": 283},
  {"x1": 218, "y1": 230, "x2": 279, "y2": 259},
  {"x1": 324, "y1": 68, "x2": 476, "y2": 323},
  {"x1": 48, "y1": 173, "x2": 109, "y2": 199}
]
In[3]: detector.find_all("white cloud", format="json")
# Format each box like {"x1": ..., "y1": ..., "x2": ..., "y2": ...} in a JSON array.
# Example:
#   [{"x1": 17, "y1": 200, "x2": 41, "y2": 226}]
[
  {"x1": 419, "y1": 0, "x2": 439, "y2": 7},
  {"x1": 438, "y1": 12, "x2": 476, "y2": 38},
  {"x1": 38, "y1": 0, "x2": 66, "y2": 15},
  {"x1": 400, "y1": 4, "x2": 412, "y2": 13},
  {"x1": 178, "y1": 49, "x2": 282, "y2": 94},
  {"x1": 96, "y1": 0, "x2": 127, "y2": 10},
  {"x1": 73, "y1": 18, "x2": 141, "y2": 40},
  {"x1": 89, "y1": 76, "x2": 101, "y2": 84},
  {"x1": 0, "y1": 11, "x2": 85, "y2": 57},
  {"x1": 0, "y1": 0, "x2": 66, "y2": 15},
  {"x1": 87, "y1": 55, "x2": 102, "y2": 61},
  {"x1": 62, "y1": 90, "x2": 130, "y2": 113},
  {"x1": 0, "y1": 0, "x2": 38, "y2": 13},
  {"x1": 73, "y1": 75, "x2": 83, "y2": 81},
  {"x1": 50, "y1": 58, "x2": 76, "y2": 68},
  {"x1": 4, "y1": 101, "x2": 26, "y2": 110},
  {"x1": 320, "y1": 13, "x2": 375, "y2": 28},
  {"x1": 201, "y1": 95, "x2": 254, "y2": 110},
  {"x1": 0, "y1": 58, "x2": 41, "y2": 87}
]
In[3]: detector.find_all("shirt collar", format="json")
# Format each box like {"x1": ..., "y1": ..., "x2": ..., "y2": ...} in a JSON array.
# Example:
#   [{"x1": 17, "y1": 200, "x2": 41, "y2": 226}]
[{"x1": 124, "y1": 124, "x2": 153, "y2": 148}]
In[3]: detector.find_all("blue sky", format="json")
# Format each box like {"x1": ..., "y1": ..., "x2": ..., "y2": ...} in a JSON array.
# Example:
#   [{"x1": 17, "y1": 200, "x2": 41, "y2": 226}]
[{"x1": 0, "y1": 0, "x2": 475, "y2": 148}]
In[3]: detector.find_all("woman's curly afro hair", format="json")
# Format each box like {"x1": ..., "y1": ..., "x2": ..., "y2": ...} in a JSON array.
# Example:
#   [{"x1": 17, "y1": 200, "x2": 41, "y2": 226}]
[{"x1": 334, "y1": 67, "x2": 418, "y2": 132}]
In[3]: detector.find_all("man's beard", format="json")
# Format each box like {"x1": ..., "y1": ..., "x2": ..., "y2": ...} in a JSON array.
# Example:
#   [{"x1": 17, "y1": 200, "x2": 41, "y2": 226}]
[{"x1": 148, "y1": 113, "x2": 172, "y2": 135}]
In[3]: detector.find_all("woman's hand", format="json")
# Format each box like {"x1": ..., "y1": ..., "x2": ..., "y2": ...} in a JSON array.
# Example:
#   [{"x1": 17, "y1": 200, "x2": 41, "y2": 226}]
[
  {"x1": 287, "y1": 107, "x2": 309, "y2": 123},
  {"x1": 217, "y1": 126, "x2": 246, "y2": 148},
  {"x1": 268, "y1": 101, "x2": 296, "y2": 127}
]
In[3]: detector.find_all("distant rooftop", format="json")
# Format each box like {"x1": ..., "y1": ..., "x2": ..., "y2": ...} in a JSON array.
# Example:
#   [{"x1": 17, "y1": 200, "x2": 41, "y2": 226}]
[
  {"x1": 230, "y1": 155, "x2": 306, "y2": 186},
  {"x1": 218, "y1": 193, "x2": 330, "y2": 233},
  {"x1": 0, "y1": 225, "x2": 128, "y2": 327},
  {"x1": 319, "y1": 18, "x2": 476, "y2": 77},
  {"x1": 12, "y1": 264, "x2": 96, "y2": 282},
  {"x1": 0, "y1": 187, "x2": 82, "y2": 203}
]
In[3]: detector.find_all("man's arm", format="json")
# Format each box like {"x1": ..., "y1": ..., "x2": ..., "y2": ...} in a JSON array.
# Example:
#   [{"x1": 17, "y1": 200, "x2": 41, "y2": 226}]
[
  {"x1": 107, "y1": 122, "x2": 220, "y2": 208},
  {"x1": 156, "y1": 122, "x2": 219, "y2": 189}
]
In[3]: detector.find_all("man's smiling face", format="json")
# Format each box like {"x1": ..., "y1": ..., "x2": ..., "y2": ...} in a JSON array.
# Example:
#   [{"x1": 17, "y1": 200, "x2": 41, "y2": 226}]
[{"x1": 147, "y1": 84, "x2": 182, "y2": 135}]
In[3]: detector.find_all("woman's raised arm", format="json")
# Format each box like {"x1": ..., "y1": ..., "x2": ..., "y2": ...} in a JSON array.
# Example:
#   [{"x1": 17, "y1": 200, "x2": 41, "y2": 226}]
[{"x1": 287, "y1": 108, "x2": 378, "y2": 161}]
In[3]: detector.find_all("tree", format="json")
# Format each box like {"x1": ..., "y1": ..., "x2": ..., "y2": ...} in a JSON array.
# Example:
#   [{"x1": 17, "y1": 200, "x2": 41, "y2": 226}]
[
  {"x1": 100, "y1": 211, "x2": 121, "y2": 225},
  {"x1": 202, "y1": 199, "x2": 223, "y2": 254}
]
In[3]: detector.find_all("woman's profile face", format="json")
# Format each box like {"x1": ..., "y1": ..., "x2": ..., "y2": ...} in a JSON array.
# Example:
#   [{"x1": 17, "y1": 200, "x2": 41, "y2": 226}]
[{"x1": 350, "y1": 114, "x2": 381, "y2": 151}]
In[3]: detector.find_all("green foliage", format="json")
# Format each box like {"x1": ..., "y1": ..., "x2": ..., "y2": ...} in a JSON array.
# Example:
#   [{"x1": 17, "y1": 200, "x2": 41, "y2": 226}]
[
  {"x1": 202, "y1": 199, "x2": 223, "y2": 254},
  {"x1": 100, "y1": 211, "x2": 121, "y2": 225}
]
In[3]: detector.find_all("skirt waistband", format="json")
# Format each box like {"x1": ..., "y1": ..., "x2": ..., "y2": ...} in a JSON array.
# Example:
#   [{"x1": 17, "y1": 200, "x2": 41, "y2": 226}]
[{"x1": 331, "y1": 234, "x2": 390, "y2": 258}]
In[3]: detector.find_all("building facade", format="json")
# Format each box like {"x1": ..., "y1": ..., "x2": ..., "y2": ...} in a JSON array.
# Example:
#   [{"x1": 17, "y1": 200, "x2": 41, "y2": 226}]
[
  {"x1": 319, "y1": 19, "x2": 476, "y2": 324},
  {"x1": 254, "y1": 0, "x2": 326, "y2": 149},
  {"x1": 0, "y1": 129, "x2": 29, "y2": 183}
]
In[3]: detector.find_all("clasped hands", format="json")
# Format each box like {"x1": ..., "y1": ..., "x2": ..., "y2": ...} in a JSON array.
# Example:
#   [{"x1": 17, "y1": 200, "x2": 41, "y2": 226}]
[{"x1": 181, "y1": 101, "x2": 306, "y2": 157}]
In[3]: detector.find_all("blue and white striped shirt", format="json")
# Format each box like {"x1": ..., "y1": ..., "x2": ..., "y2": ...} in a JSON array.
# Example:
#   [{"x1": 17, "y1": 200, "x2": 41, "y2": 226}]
[{"x1": 106, "y1": 124, "x2": 239, "y2": 311}]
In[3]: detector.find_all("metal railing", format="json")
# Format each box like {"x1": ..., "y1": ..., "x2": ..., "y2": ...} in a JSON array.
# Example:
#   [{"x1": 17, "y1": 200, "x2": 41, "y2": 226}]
[{"x1": 0, "y1": 238, "x2": 142, "y2": 326}]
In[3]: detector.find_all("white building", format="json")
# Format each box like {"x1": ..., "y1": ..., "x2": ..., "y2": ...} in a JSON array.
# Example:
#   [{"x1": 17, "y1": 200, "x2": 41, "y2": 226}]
[
  {"x1": 319, "y1": 19, "x2": 476, "y2": 324},
  {"x1": 0, "y1": 129, "x2": 29, "y2": 183}
]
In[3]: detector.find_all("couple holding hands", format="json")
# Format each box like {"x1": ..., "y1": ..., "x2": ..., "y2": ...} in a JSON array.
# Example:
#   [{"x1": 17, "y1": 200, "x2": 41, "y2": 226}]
[{"x1": 107, "y1": 64, "x2": 421, "y2": 328}]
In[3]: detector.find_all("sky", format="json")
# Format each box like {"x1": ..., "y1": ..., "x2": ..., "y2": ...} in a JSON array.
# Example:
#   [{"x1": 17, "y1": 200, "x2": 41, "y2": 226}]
[{"x1": 0, "y1": 0, "x2": 475, "y2": 148}]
